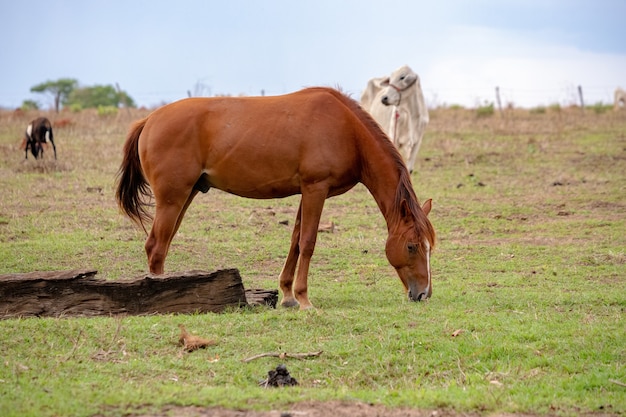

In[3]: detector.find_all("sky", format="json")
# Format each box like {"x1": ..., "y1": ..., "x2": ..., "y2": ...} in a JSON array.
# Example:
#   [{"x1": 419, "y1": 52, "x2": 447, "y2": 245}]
[{"x1": 1, "y1": 0, "x2": 625, "y2": 109}]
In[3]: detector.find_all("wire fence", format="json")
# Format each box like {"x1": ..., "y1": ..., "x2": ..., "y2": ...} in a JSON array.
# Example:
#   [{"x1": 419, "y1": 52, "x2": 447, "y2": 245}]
[
  {"x1": 422, "y1": 85, "x2": 620, "y2": 109},
  {"x1": 1, "y1": 84, "x2": 623, "y2": 111}
]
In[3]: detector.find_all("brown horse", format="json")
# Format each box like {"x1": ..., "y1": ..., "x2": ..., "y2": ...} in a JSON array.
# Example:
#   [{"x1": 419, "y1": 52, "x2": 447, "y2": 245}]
[{"x1": 116, "y1": 87, "x2": 435, "y2": 309}]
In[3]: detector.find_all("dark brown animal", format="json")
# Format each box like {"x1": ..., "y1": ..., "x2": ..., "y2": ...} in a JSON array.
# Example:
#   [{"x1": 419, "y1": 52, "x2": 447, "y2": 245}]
[
  {"x1": 24, "y1": 117, "x2": 56, "y2": 159},
  {"x1": 116, "y1": 87, "x2": 435, "y2": 309}
]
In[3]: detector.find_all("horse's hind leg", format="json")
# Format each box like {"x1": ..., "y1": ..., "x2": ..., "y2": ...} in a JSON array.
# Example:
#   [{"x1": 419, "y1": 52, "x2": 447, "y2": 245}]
[{"x1": 145, "y1": 188, "x2": 199, "y2": 274}]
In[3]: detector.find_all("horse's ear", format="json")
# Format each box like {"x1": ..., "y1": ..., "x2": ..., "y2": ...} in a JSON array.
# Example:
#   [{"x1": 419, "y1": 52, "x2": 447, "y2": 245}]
[
  {"x1": 421, "y1": 199, "x2": 432, "y2": 216},
  {"x1": 400, "y1": 199, "x2": 412, "y2": 220},
  {"x1": 381, "y1": 77, "x2": 390, "y2": 87}
]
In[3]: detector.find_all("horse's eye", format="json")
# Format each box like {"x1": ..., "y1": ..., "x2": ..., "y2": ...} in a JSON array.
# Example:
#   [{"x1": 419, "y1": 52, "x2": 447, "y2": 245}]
[{"x1": 407, "y1": 243, "x2": 418, "y2": 254}]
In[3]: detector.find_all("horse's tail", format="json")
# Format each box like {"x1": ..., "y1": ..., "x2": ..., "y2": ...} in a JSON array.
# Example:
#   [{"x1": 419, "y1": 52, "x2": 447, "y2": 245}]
[{"x1": 115, "y1": 117, "x2": 152, "y2": 232}]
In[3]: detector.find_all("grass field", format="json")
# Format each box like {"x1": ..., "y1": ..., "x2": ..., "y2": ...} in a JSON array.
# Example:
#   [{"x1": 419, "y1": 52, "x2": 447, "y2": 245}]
[{"x1": 0, "y1": 103, "x2": 624, "y2": 417}]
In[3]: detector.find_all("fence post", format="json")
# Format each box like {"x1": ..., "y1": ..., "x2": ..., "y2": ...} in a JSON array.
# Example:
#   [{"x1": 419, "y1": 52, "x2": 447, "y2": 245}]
[
  {"x1": 495, "y1": 86, "x2": 503, "y2": 116},
  {"x1": 578, "y1": 85, "x2": 585, "y2": 113}
]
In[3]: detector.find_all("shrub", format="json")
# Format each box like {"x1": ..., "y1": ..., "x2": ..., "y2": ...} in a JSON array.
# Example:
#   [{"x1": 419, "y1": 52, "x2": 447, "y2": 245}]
[
  {"x1": 20, "y1": 99, "x2": 39, "y2": 111},
  {"x1": 97, "y1": 105, "x2": 119, "y2": 116},
  {"x1": 530, "y1": 106, "x2": 546, "y2": 115},
  {"x1": 549, "y1": 103, "x2": 562, "y2": 113},
  {"x1": 590, "y1": 102, "x2": 611, "y2": 115},
  {"x1": 476, "y1": 101, "x2": 494, "y2": 117}
]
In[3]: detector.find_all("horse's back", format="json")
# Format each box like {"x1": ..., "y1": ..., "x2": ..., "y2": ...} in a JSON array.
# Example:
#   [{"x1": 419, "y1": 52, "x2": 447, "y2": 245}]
[{"x1": 138, "y1": 89, "x2": 363, "y2": 199}]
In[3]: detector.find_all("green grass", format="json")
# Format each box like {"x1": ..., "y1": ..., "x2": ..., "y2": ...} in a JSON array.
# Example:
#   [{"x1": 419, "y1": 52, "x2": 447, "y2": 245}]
[{"x1": 0, "y1": 108, "x2": 625, "y2": 416}]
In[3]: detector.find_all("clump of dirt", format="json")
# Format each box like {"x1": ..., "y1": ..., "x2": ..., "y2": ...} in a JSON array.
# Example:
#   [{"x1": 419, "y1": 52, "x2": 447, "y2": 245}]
[{"x1": 259, "y1": 364, "x2": 298, "y2": 387}]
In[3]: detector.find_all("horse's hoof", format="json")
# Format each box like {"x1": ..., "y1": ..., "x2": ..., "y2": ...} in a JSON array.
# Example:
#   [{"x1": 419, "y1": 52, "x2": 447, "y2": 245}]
[
  {"x1": 280, "y1": 299, "x2": 299, "y2": 308},
  {"x1": 299, "y1": 304, "x2": 316, "y2": 311}
]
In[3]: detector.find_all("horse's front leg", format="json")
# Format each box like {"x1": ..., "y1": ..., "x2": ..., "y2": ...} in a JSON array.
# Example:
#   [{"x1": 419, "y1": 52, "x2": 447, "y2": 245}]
[
  {"x1": 278, "y1": 201, "x2": 302, "y2": 308},
  {"x1": 292, "y1": 186, "x2": 327, "y2": 310}
]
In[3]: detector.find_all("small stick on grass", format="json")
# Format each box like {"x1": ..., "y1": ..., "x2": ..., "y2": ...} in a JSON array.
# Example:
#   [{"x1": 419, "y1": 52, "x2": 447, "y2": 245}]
[
  {"x1": 63, "y1": 329, "x2": 85, "y2": 362},
  {"x1": 242, "y1": 350, "x2": 323, "y2": 363}
]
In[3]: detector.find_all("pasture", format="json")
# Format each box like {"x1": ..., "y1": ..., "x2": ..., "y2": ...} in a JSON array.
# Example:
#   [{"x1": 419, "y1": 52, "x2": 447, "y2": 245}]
[{"x1": 0, "y1": 103, "x2": 624, "y2": 417}]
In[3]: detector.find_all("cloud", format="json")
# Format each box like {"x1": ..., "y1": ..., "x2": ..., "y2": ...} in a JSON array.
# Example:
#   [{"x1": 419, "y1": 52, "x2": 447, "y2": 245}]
[
  {"x1": 1, "y1": 1, "x2": 624, "y2": 109},
  {"x1": 419, "y1": 26, "x2": 625, "y2": 107}
]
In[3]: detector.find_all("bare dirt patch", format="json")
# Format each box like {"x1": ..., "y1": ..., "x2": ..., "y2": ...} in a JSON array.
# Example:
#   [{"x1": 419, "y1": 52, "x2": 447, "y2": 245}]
[{"x1": 126, "y1": 401, "x2": 619, "y2": 417}]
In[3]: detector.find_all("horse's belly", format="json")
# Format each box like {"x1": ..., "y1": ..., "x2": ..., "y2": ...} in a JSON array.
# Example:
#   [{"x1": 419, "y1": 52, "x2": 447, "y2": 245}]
[{"x1": 206, "y1": 170, "x2": 302, "y2": 199}]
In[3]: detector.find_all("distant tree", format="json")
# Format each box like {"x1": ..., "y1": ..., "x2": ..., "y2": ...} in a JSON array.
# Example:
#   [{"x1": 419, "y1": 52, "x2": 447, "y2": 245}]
[
  {"x1": 66, "y1": 84, "x2": 136, "y2": 109},
  {"x1": 116, "y1": 90, "x2": 136, "y2": 108},
  {"x1": 30, "y1": 78, "x2": 78, "y2": 113},
  {"x1": 20, "y1": 99, "x2": 39, "y2": 111}
]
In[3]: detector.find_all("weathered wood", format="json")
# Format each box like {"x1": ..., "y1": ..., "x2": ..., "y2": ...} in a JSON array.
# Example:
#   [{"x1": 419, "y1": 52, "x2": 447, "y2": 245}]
[
  {"x1": 0, "y1": 269, "x2": 277, "y2": 318},
  {"x1": 244, "y1": 288, "x2": 279, "y2": 307}
]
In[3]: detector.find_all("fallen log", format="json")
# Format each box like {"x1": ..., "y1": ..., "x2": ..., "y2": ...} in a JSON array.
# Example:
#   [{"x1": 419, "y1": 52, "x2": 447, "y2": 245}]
[
  {"x1": 0, "y1": 269, "x2": 277, "y2": 318},
  {"x1": 244, "y1": 288, "x2": 279, "y2": 307}
]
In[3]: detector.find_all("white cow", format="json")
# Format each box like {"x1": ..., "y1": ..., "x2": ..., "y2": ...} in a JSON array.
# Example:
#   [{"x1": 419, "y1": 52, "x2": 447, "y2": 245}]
[
  {"x1": 615, "y1": 87, "x2": 626, "y2": 110},
  {"x1": 361, "y1": 65, "x2": 429, "y2": 173}
]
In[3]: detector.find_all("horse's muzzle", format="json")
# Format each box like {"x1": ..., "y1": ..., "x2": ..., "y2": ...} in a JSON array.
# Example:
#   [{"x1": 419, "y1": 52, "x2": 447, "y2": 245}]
[{"x1": 408, "y1": 287, "x2": 430, "y2": 301}]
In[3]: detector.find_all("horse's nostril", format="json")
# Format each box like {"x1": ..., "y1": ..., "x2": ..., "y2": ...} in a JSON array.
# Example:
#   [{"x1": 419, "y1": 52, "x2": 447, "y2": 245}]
[{"x1": 408, "y1": 290, "x2": 426, "y2": 302}]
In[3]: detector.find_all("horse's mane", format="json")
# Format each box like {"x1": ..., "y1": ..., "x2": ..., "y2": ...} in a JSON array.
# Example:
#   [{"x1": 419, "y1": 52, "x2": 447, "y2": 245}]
[{"x1": 314, "y1": 87, "x2": 436, "y2": 248}]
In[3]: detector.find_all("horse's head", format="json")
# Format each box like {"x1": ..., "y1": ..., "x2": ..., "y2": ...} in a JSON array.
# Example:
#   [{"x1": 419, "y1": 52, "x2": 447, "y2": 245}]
[{"x1": 385, "y1": 198, "x2": 433, "y2": 302}]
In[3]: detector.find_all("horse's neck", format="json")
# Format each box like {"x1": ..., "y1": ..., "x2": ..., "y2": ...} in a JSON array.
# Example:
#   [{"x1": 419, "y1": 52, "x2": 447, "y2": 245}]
[{"x1": 360, "y1": 149, "x2": 403, "y2": 231}]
